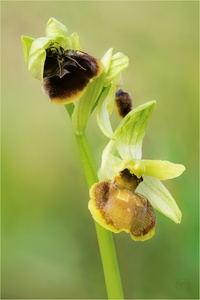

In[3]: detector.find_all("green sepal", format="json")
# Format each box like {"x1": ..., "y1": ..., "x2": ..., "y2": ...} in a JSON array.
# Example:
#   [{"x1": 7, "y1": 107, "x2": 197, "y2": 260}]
[
  {"x1": 46, "y1": 17, "x2": 68, "y2": 38},
  {"x1": 69, "y1": 32, "x2": 82, "y2": 50},
  {"x1": 104, "y1": 52, "x2": 129, "y2": 87},
  {"x1": 137, "y1": 177, "x2": 182, "y2": 223},
  {"x1": 114, "y1": 100, "x2": 156, "y2": 160},
  {"x1": 21, "y1": 35, "x2": 35, "y2": 66},
  {"x1": 27, "y1": 37, "x2": 54, "y2": 80},
  {"x1": 98, "y1": 140, "x2": 121, "y2": 180}
]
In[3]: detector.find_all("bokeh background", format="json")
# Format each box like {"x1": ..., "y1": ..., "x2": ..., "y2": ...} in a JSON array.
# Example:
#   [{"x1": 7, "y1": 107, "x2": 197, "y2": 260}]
[{"x1": 1, "y1": 1, "x2": 199, "y2": 299}]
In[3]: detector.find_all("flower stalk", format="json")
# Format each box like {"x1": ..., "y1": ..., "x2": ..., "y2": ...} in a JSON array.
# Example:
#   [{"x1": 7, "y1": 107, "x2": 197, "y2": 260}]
[{"x1": 74, "y1": 131, "x2": 124, "y2": 299}]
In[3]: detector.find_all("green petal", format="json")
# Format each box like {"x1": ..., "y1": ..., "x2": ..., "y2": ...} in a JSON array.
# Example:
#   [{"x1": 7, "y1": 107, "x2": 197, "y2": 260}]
[
  {"x1": 98, "y1": 139, "x2": 120, "y2": 180},
  {"x1": 137, "y1": 177, "x2": 182, "y2": 223},
  {"x1": 114, "y1": 100, "x2": 156, "y2": 160},
  {"x1": 101, "y1": 48, "x2": 113, "y2": 73},
  {"x1": 46, "y1": 17, "x2": 68, "y2": 38},
  {"x1": 142, "y1": 160, "x2": 186, "y2": 180},
  {"x1": 96, "y1": 84, "x2": 115, "y2": 138}
]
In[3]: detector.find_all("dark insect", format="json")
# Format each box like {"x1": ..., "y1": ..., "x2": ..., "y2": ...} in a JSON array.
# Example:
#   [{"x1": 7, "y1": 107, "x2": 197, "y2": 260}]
[
  {"x1": 43, "y1": 44, "x2": 103, "y2": 104},
  {"x1": 115, "y1": 89, "x2": 133, "y2": 118}
]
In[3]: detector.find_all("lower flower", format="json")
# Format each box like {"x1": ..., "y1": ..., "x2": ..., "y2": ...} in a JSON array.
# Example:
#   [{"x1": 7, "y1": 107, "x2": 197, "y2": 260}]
[{"x1": 89, "y1": 169, "x2": 156, "y2": 241}]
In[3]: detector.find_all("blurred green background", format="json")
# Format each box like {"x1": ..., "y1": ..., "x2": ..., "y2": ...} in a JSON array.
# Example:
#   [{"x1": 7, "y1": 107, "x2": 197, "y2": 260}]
[{"x1": 1, "y1": 1, "x2": 199, "y2": 299}]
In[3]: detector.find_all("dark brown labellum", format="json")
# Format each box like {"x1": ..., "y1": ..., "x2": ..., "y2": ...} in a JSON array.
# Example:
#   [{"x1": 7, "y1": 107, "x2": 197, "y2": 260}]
[{"x1": 43, "y1": 45, "x2": 103, "y2": 104}]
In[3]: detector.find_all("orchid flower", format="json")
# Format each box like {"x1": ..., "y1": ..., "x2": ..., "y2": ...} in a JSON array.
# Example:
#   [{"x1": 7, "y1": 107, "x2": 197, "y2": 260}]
[{"x1": 89, "y1": 100, "x2": 185, "y2": 241}]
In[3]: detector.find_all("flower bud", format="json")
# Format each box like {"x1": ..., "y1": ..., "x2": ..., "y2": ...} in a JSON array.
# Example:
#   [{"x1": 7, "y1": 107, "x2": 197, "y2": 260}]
[{"x1": 115, "y1": 89, "x2": 133, "y2": 118}]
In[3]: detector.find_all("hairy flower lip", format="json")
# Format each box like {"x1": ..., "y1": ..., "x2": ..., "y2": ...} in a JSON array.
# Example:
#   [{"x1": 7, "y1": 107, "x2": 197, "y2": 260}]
[
  {"x1": 42, "y1": 48, "x2": 104, "y2": 104},
  {"x1": 89, "y1": 176, "x2": 156, "y2": 242}
]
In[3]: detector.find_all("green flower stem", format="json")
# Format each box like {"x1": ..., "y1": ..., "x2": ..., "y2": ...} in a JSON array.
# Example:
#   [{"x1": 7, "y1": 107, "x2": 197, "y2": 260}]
[{"x1": 75, "y1": 132, "x2": 124, "y2": 299}]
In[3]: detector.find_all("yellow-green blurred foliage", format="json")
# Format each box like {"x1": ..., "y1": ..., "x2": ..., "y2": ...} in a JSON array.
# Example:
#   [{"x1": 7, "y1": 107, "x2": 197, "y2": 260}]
[{"x1": 2, "y1": 1, "x2": 199, "y2": 299}]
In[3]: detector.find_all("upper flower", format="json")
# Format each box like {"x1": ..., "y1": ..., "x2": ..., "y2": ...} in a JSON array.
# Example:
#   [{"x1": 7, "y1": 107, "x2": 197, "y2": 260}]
[
  {"x1": 22, "y1": 17, "x2": 81, "y2": 81},
  {"x1": 21, "y1": 18, "x2": 104, "y2": 104},
  {"x1": 21, "y1": 18, "x2": 129, "y2": 135}
]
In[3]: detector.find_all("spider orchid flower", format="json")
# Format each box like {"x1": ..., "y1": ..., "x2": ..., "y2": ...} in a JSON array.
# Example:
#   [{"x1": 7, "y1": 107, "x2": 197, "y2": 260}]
[{"x1": 89, "y1": 101, "x2": 185, "y2": 241}]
